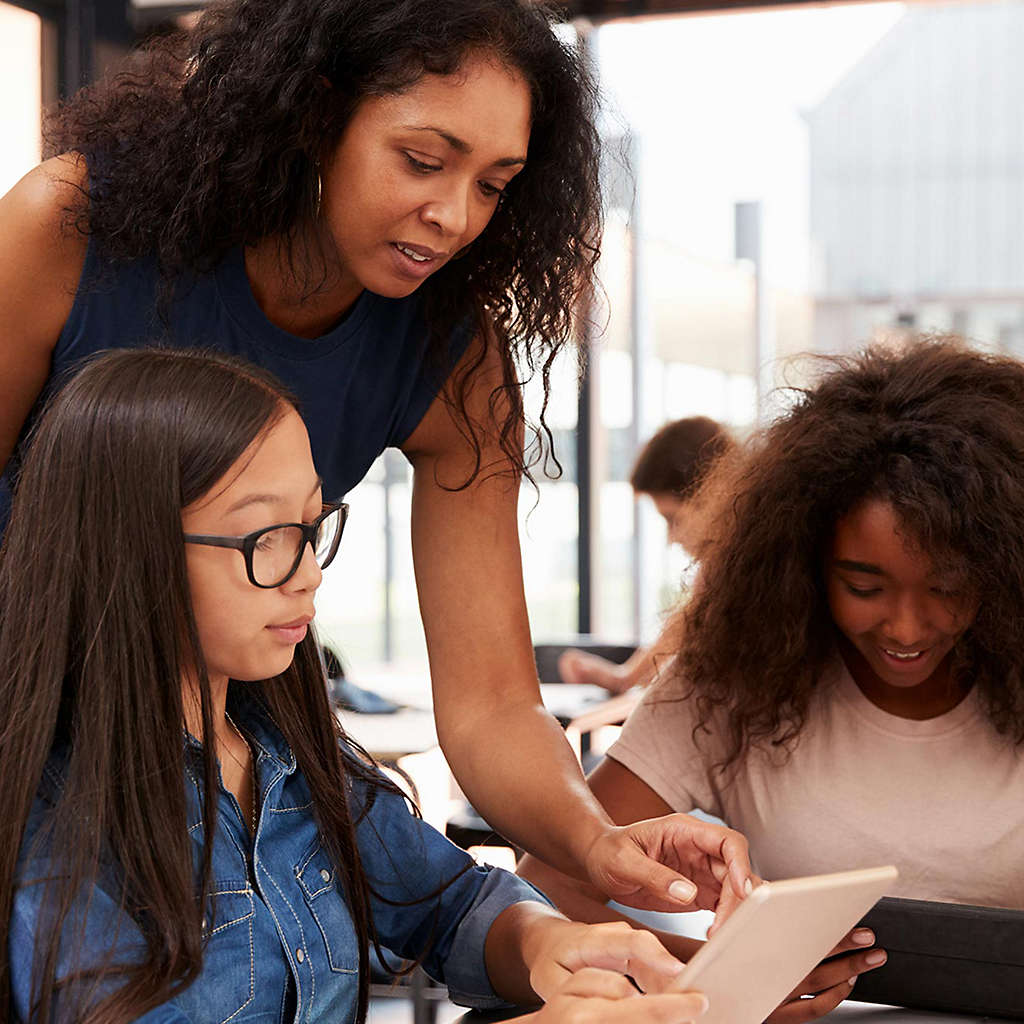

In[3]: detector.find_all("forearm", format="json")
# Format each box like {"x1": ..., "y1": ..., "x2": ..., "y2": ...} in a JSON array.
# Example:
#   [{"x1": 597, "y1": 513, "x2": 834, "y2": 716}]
[
  {"x1": 517, "y1": 853, "x2": 703, "y2": 962},
  {"x1": 621, "y1": 646, "x2": 657, "y2": 688},
  {"x1": 440, "y1": 698, "x2": 612, "y2": 877},
  {"x1": 405, "y1": 388, "x2": 616, "y2": 877}
]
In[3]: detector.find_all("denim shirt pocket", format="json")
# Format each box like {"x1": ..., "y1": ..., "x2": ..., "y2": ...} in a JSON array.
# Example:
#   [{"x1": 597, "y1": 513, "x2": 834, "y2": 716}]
[
  {"x1": 177, "y1": 885, "x2": 255, "y2": 1024},
  {"x1": 295, "y1": 843, "x2": 358, "y2": 974}
]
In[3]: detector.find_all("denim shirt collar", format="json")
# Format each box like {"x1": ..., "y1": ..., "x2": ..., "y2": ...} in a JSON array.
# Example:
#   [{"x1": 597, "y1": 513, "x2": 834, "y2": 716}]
[{"x1": 182, "y1": 683, "x2": 297, "y2": 776}]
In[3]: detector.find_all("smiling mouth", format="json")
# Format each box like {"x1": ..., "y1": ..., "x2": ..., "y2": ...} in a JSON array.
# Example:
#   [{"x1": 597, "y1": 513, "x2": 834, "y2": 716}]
[{"x1": 881, "y1": 647, "x2": 927, "y2": 661}]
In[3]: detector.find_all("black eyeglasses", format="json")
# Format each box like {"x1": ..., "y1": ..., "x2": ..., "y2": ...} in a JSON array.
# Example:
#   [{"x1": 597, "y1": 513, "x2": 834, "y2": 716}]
[{"x1": 184, "y1": 502, "x2": 349, "y2": 588}]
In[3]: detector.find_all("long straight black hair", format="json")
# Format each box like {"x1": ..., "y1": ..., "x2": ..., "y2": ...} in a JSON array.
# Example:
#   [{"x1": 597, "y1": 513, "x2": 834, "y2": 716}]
[{"x1": 0, "y1": 348, "x2": 390, "y2": 1022}]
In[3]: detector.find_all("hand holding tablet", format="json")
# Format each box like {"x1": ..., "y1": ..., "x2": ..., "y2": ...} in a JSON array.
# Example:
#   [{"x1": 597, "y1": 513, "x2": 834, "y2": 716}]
[{"x1": 667, "y1": 865, "x2": 899, "y2": 1024}]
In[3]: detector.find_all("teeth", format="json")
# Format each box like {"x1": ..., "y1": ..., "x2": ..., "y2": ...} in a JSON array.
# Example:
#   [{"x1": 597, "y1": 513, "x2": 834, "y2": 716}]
[
  {"x1": 884, "y1": 649, "x2": 922, "y2": 660},
  {"x1": 398, "y1": 245, "x2": 430, "y2": 263}
]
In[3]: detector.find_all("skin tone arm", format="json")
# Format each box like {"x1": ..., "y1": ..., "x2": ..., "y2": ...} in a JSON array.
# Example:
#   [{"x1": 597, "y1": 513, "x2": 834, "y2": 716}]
[
  {"x1": 558, "y1": 644, "x2": 673, "y2": 694},
  {"x1": 402, "y1": 337, "x2": 752, "y2": 924},
  {"x1": 518, "y1": 757, "x2": 890, "y2": 1024},
  {"x1": 0, "y1": 158, "x2": 89, "y2": 473}
]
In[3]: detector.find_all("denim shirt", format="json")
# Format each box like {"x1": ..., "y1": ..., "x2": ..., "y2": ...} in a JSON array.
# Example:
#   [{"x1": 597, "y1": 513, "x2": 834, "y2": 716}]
[{"x1": 11, "y1": 693, "x2": 549, "y2": 1022}]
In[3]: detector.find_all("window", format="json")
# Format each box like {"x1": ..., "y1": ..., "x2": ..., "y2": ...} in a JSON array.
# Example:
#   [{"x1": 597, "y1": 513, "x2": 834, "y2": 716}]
[{"x1": 0, "y1": 2, "x2": 42, "y2": 195}]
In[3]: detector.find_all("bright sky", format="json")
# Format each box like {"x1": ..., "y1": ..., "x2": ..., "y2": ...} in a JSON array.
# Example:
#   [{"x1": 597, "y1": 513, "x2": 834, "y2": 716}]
[{"x1": 594, "y1": 2, "x2": 906, "y2": 290}]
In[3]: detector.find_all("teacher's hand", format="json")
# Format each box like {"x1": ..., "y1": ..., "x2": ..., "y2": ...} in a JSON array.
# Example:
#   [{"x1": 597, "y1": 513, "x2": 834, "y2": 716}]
[
  {"x1": 583, "y1": 814, "x2": 754, "y2": 918},
  {"x1": 525, "y1": 968, "x2": 709, "y2": 1024}
]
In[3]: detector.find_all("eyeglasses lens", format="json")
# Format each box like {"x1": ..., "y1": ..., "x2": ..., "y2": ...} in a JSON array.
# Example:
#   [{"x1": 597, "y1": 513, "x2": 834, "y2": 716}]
[
  {"x1": 252, "y1": 526, "x2": 306, "y2": 587},
  {"x1": 251, "y1": 507, "x2": 345, "y2": 586},
  {"x1": 314, "y1": 509, "x2": 343, "y2": 563}
]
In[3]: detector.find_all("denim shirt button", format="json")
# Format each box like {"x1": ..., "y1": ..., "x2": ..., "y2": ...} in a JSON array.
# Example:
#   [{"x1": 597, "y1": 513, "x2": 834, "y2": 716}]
[
  {"x1": 320, "y1": 869, "x2": 330, "y2": 882},
  {"x1": 296, "y1": 947, "x2": 305, "y2": 963}
]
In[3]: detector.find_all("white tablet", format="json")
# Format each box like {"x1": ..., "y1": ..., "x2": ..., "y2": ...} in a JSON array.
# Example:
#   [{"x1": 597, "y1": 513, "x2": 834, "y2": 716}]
[{"x1": 671, "y1": 865, "x2": 899, "y2": 1024}]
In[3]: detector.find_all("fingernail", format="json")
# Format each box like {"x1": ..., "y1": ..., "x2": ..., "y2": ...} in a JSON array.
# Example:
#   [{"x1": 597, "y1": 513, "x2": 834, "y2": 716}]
[
  {"x1": 744, "y1": 878, "x2": 753, "y2": 897},
  {"x1": 852, "y1": 928, "x2": 874, "y2": 945},
  {"x1": 669, "y1": 879, "x2": 697, "y2": 902},
  {"x1": 694, "y1": 994, "x2": 710, "y2": 1016},
  {"x1": 865, "y1": 950, "x2": 887, "y2": 966},
  {"x1": 848, "y1": 977, "x2": 857, "y2": 987}
]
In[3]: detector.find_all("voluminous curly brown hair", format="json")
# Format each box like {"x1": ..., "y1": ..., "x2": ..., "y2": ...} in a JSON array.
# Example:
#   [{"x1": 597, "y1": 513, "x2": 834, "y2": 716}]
[
  {"x1": 44, "y1": 0, "x2": 602, "y2": 484},
  {"x1": 667, "y1": 337, "x2": 1024, "y2": 767}
]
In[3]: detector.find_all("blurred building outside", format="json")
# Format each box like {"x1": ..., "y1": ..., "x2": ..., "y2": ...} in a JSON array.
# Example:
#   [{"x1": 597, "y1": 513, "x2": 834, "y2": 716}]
[{"x1": 807, "y1": 0, "x2": 1024, "y2": 355}]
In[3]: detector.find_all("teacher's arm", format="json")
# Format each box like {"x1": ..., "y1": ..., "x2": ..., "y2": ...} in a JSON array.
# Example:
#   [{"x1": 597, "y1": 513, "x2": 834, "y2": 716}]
[
  {"x1": 400, "y1": 337, "x2": 750, "y2": 920},
  {"x1": 0, "y1": 156, "x2": 89, "y2": 474}
]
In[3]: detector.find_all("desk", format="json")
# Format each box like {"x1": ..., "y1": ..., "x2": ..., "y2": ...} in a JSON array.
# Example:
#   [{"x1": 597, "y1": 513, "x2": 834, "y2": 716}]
[
  {"x1": 336, "y1": 682, "x2": 633, "y2": 763},
  {"x1": 454, "y1": 1000, "x2": 989, "y2": 1023},
  {"x1": 336, "y1": 682, "x2": 636, "y2": 835}
]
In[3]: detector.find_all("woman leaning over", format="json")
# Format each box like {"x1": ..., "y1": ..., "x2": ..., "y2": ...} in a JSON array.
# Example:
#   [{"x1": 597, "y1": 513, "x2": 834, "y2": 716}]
[{"x1": 0, "y1": 0, "x2": 750, "y2": 932}]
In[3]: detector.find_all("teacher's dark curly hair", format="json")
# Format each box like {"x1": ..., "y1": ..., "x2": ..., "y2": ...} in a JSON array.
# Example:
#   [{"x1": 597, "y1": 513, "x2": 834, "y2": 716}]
[{"x1": 45, "y1": 0, "x2": 602, "y2": 485}]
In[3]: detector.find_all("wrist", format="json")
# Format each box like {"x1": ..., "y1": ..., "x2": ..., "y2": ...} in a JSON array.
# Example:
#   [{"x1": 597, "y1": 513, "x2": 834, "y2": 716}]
[
  {"x1": 572, "y1": 808, "x2": 616, "y2": 874},
  {"x1": 516, "y1": 902, "x2": 571, "y2": 973}
]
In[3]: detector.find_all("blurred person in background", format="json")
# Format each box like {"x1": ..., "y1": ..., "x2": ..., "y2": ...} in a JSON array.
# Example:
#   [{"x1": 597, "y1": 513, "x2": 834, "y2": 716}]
[{"x1": 559, "y1": 417, "x2": 732, "y2": 693}]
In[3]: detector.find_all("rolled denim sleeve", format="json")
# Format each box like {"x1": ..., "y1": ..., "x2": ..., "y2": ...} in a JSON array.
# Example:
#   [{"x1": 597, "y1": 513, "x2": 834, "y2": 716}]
[{"x1": 353, "y1": 781, "x2": 551, "y2": 1008}]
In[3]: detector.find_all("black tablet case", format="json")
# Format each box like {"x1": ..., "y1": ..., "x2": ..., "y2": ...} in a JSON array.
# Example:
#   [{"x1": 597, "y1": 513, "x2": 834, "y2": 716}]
[{"x1": 851, "y1": 896, "x2": 1024, "y2": 1018}]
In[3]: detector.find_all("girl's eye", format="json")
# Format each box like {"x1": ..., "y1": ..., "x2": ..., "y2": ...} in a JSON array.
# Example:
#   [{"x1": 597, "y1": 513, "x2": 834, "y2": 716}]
[
  {"x1": 478, "y1": 181, "x2": 505, "y2": 199},
  {"x1": 844, "y1": 582, "x2": 881, "y2": 598},
  {"x1": 404, "y1": 153, "x2": 442, "y2": 174}
]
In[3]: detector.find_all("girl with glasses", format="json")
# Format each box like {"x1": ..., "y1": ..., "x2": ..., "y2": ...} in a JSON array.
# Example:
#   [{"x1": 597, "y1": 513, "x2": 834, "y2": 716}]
[
  {"x1": 0, "y1": 348, "x2": 722, "y2": 1023},
  {"x1": 0, "y1": 0, "x2": 738, "y2": 921}
]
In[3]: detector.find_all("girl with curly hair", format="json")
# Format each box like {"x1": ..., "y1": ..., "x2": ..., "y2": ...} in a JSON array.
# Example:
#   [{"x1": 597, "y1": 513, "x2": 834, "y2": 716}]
[
  {"x1": 0, "y1": 0, "x2": 730, "y2": 914},
  {"x1": 2, "y1": 347, "x2": 723, "y2": 1023},
  {"x1": 521, "y1": 338, "x2": 1024, "y2": 1020}
]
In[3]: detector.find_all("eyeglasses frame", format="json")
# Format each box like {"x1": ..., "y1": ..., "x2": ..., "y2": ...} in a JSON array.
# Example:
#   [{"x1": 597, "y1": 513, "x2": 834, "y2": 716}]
[{"x1": 183, "y1": 501, "x2": 349, "y2": 589}]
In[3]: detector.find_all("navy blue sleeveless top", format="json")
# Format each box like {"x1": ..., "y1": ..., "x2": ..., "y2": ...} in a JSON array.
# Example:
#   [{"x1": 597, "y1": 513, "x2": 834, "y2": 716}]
[{"x1": 0, "y1": 240, "x2": 472, "y2": 530}]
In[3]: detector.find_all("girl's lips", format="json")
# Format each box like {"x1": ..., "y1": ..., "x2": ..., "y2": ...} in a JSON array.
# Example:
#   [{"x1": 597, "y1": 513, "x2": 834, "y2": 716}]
[
  {"x1": 267, "y1": 616, "x2": 312, "y2": 644},
  {"x1": 267, "y1": 623, "x2": 308, "y2": 644},
  {"x1": 877, "y1": 644, "x2": 931, "y2": 670}
]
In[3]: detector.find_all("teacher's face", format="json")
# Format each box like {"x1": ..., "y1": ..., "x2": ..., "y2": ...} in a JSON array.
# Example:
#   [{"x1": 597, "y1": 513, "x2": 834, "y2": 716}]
[{"x1": 320, "y1": 52, "x2": 531, "y2": 298}]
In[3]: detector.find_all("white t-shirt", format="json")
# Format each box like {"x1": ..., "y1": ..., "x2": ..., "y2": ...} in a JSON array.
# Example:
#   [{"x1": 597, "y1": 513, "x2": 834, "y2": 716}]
[{"x1": 608, "y1": 663, "x2": 1024, "y2": 909}]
